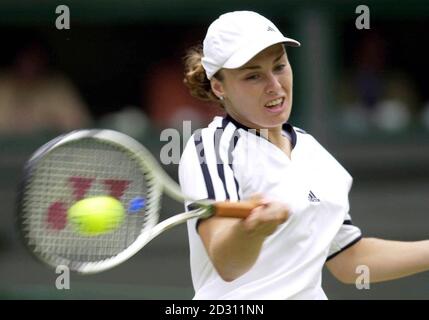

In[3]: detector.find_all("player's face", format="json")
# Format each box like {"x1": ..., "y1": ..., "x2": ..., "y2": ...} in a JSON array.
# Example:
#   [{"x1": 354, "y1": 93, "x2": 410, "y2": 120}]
[{"x1": 213, "y1": 44, "x2": 293, "y2": 130}]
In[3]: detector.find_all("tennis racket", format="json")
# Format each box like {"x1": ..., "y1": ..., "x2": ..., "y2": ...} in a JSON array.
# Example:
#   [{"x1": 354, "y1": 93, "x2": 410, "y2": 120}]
[{"x1": 17, "y1": 129, "x2": 258, "y2": 274}]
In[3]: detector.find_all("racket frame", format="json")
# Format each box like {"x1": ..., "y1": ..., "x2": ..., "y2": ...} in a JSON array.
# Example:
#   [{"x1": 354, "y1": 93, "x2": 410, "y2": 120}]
[{"x1": 17, "y1": 129, "x2": 222, "y2": 274}]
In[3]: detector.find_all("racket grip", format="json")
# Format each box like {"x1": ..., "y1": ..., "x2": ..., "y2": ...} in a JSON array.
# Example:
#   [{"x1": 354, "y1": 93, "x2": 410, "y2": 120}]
[{"x1": 213, "y1": 200, "x2": 261, "y2": 219}]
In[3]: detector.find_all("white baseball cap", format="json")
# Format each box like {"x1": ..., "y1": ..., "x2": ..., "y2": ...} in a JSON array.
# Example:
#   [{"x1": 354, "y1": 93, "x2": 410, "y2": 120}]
[{"x1": 201, "y1": 11, "x2": 301, "y2": 80}]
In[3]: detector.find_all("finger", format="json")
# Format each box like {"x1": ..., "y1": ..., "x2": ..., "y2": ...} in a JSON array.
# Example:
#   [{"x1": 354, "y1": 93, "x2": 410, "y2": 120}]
[
  {"x1": 262, "y1": 202, "x2": 290, "y2": 222},
  {"x1": 247, "y1": 193, "x2": 269, "y2": 206},
  {"x1": 242, "y1": 206, "x2": 264, "y2": 230}
]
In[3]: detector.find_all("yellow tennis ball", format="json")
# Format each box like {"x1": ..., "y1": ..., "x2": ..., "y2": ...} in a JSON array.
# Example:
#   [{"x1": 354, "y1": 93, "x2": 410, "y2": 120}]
[{"x1": 67, "y1": 196, "x2": 125, "y2": 236}]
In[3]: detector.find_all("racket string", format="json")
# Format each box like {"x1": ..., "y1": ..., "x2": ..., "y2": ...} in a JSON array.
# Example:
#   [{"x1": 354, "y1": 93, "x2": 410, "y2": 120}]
[{"x1": 21, "y1": 139, "x2": 161, "y2": 269}]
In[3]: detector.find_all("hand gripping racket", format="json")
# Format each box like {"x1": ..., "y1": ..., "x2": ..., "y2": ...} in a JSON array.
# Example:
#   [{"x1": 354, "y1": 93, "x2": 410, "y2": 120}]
[{"x1": 17, "y1": 129, "x2": 257, "y2": 274}]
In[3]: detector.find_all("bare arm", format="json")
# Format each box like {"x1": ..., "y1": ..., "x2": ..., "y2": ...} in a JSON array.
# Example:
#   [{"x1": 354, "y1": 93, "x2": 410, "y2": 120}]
[
  {"x1": 198, "y1": 196, "x2": 290, "y2": 282},
  {"x1": 326, "y1": 237, "x2": 429, "y2": 284}
]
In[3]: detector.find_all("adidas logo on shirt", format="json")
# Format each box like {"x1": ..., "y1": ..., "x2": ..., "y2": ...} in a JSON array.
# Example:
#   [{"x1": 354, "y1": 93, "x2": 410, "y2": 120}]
[{"x1": 308, "y1": 190, "x2": 320, "y2": 203}]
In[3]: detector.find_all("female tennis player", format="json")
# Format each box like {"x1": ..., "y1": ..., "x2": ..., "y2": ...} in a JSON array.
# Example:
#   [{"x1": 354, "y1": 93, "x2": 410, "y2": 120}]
[{"x1": 179, "y1": 11, "x2": 429, "y2": 299}]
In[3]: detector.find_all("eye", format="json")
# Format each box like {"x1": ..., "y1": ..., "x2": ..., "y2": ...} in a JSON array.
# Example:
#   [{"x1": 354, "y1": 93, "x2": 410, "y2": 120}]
[
  {"x1": 245, "y1": 74, "x2": 260, "y2": 81},
  {"x1": 274, "y1": 64, "x2": 286, "y2": 72}
]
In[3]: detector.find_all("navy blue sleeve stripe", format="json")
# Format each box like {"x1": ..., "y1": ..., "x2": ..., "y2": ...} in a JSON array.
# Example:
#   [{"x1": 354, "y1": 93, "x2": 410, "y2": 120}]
[
  {"x1": 214, "y1": 126, "x2": 230, "y2": 200},
  {"x1": 326, "y1": 235, "x2": 362, "y2": 261},
  {"x1": 193, "y1": 131, "x2": 215, "y2": 199},
  {"x1": 343, "y1": 219, "x2": 353, "y2": 225},
  {"x1": 193, "y1": 118, "x2": 242, "y2": 202},
  {"x1": 228, "y1": 129, "x2": 241, "y2": 200}
]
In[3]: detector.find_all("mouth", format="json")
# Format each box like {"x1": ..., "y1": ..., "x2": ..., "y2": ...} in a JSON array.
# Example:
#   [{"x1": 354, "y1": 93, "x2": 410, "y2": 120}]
[{"x1": 264, "y1": 97, "x2": 285, "y2": 113}]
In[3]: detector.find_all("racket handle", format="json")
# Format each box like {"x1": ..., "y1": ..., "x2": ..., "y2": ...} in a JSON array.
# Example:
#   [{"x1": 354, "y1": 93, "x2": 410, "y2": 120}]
[{"x1": 213, "y1": 200, "x2": 261, "y2": 219}]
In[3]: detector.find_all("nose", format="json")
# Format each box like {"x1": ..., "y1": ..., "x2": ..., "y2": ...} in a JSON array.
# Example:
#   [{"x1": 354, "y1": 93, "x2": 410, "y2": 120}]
[{"x1": 265, "y1": 73, "x2": 282, "y2": 95}]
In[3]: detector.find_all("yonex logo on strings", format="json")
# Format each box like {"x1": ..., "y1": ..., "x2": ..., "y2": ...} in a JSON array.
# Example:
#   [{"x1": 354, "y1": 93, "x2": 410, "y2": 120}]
[
  {"x1": 68, "y1": 177, "x2": 130, "y2": 200},
  {"x1": 46, "y1": 176, "x2": 130, "y2": 231}
]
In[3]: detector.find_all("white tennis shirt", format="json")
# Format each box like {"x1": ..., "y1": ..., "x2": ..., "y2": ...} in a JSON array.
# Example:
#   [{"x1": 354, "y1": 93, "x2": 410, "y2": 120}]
[{"x1": 178, "y1": 115, "x2": 362, "y2": 299}]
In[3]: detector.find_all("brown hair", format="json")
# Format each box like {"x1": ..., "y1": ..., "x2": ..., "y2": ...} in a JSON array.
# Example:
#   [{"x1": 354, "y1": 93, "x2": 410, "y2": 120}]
[{"x1": 183, "y1": 44, "x2": 223, "y2": 104}]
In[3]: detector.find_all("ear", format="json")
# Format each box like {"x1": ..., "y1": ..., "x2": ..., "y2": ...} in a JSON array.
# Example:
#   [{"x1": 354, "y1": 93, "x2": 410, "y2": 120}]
[{"x1": 210, "y1": 77, "x2": 225, "y2": 100}]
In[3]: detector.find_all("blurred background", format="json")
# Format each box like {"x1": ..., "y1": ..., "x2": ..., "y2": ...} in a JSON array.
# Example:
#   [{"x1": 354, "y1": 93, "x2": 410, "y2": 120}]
[{"x1": 0, "y1": 0, "x2": 428, "y2": 299}]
